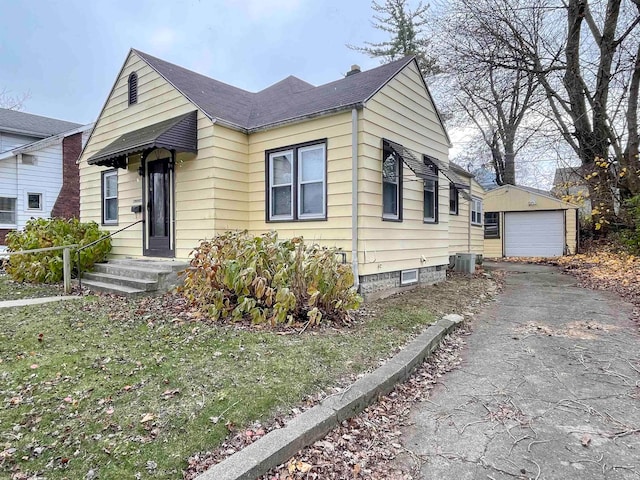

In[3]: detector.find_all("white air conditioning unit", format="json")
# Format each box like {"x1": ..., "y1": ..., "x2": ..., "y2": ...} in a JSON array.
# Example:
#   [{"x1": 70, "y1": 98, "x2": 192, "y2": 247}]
[{"x1": 454, "y1": 253, "x2": 476, "y2": 274}]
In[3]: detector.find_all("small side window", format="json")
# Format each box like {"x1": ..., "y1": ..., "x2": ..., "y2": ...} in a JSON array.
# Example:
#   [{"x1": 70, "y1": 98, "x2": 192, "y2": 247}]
[
  {"x1": 102, "y1": 170, "x2": 118, "y2": 224},
  {"x1": 382, "y1": 141, "x2": 402, "y2": 220},
  {"x1": 484, "y1": 212, "x2": 500, "y2": 238},
  {"x1": 27, "y1": 193, "x2": 42, "y2": 210},
  {"x1": 471, "y1": 197, "x2": 483, "y2": 225},
  {"x1": 449, "y1": 184, "x2": 459, "y2": 214},
  {"x1": 128, "y1": 72, "x2": 138, "y2": 106}
]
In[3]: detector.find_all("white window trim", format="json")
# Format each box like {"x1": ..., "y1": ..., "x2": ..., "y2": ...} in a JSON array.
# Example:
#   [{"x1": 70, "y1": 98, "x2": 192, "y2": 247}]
[
  {"x1": 26, "y1": 192, "x2": 43, "y2": 211},
  {"x1": 103, "y1": 170, "x2": 118, "y2": 225},
  {"x1": 471, "y1": 197, "x2": 483, "y2": 225},
  {"x1": 0, "y1": 196, "x2": 17, "y2": 227},
  {"x1": 269, "y1": 149, "x2": 294, "y2": 221},
  {"x1": 383, "y1": 151, "x2": 400, "y2": 220},
  {"x1": 297, "y1": 143, "x2": 326, "y2": 219},
  {"x1": 423, "y1": 178, "x2": 437, "y2": 223},
  {"x1": 400, "y1": 269, "x2": 418, "y2": 286}
]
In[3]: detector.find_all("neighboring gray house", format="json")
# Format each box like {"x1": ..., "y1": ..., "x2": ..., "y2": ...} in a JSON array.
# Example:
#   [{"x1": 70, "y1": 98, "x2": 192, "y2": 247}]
[
  {"x1": 551, "y1": 167, "x2": 592, "y2": 216},
  {"x1": 0, "y1": 108, "x2": 92, "y2": 245}
]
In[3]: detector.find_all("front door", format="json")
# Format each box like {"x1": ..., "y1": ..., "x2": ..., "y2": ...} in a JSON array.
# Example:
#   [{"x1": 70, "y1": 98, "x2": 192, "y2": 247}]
[{"x1": 145, "y1": 158, "x2": 174, "y2": 257}]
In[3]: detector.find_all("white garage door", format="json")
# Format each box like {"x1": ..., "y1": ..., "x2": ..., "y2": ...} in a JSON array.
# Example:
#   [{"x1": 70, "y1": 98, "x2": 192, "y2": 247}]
[{"x1": 504, "y1": 211, "x2": 565, "y2": 257}]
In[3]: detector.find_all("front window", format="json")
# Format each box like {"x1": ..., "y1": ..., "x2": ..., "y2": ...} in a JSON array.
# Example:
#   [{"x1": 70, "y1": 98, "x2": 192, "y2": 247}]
[
  {"x1": 27, "y1": 193, "x2": 42, "y2": 210},
  {"x1": 102, "y1": 170, "x2": 118, "y2": 224},
  {"x1": 471, "y1": 197, "x2": 483, "y2": 225},
  {"x1": 267, "y1": 141, "x2": 326, "y2": 221},
  {"x1": 382, "y1": 141, "x2": 402, "y2": 220},
  {"x1": 449, "y1": 184, "x2": 459, "y2": 214},
  {"x1": 484, "y1": 212, "x2": 500, "y2": 238},
  {"x1": 0, "y1": 197, "x2": 16, "y2": 225}
]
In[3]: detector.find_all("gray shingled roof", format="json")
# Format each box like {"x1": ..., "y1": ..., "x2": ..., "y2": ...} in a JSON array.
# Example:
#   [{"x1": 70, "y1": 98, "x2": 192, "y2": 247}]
[
  {"x1": 0, "y1": 108, "x2": 81, "y2": 138},
  {"x1": 133, "y1": 49, "x2": 415, "y2": 132}
]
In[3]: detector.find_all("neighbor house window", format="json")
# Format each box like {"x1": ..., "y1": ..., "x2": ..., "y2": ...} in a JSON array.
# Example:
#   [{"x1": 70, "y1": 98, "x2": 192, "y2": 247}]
[
  {"x1": 102, "y1": 170, "x2": 118, "y2": 224},
  {"x1": 423, "y1": 156, "x2": 438, "y2": 223},
  {"x1": 0, "y1": 197, "x2": 16, "y2": 224},
  {"x1": 21, "y1": 154, "x2": 36, "y2": 165},
  {"x1": 27, "y1": 193, "x2": 42, "y2": 210},
  {"x1": 471, "y1": 197, "x2": 483, "y2": 225},
  {"x1": 128, "y1": 72, "x2": 138, "y2": 105},
  {"x1": 267, "y1": 140, "x2": 326, "y2": 221},
  {"x1": 449, "y1": 183, "x2": 459, "y2": 214},
  {"x1": 382, "y1": 141, "x2": 402, "y2": 220},
  {"x1": 484, "y1": 212, "x2": 500, "y2": 238}
]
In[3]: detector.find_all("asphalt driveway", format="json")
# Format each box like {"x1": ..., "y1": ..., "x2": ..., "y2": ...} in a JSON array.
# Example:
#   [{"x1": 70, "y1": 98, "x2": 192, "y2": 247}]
[{"x1": 399, "y1": 262, "x2": 640, "y2": 479}]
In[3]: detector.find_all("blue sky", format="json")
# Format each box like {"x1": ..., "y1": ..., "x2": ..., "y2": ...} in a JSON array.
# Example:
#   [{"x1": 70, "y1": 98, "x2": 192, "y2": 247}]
[{"x1": 0, "y1": 0, "x2": 392, "y2": 125}]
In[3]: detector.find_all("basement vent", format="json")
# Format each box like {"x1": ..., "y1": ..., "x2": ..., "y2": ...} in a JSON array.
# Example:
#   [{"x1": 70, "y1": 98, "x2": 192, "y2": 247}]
[{"x1": 400, "y1": 269, "x2": 418, "y2": 286}]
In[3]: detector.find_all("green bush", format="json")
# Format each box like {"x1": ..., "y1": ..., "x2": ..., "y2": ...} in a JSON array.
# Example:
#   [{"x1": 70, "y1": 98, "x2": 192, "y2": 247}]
[
  {"x1": 5, "y1": 218, "x2": 112, "y2": 283},
  {"x1": 619, "y1": 195, "x2": 640, "y2": 254},
  {"x1": 180, "y1": 230, "x2": 362, "y2": 326}
]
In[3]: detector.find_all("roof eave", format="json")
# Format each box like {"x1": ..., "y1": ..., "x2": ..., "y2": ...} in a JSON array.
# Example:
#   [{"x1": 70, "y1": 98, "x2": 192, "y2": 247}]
[
  {"x1": 0, "y1": 126, "x2": 48, "y2": 138},
  {"x1": 246, "y1": 103, "x2": 363, "y2": 134}
]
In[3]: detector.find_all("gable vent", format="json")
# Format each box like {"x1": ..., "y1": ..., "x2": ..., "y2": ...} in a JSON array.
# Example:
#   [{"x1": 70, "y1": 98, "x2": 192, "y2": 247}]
[{"x1": 128, "y1": 72, "x2": 138, "y2": 105}]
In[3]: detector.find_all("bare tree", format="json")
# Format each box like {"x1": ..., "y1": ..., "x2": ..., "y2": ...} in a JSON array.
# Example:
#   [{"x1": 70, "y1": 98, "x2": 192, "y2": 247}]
[
  {"x1": 445, "y1": 0, "x2": 640, "y2": 227},
  {"x1": 348, "y1": 0, "x2": 439, "y2": 77},
  {"x1": 0, "y1": 88, "x2": 29, "y2": 110},
  {"x1": 433, "y1": 1, "x2": 547, "y2": 185}
]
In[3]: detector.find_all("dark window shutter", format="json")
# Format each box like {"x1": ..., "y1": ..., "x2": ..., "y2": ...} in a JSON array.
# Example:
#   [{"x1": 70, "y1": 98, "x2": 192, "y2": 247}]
[{"x1": 128, "y1": 72, "x2": 138, "y2": 105}]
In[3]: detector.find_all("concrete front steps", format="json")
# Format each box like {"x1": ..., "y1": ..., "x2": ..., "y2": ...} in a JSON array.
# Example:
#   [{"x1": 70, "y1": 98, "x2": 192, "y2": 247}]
[{"x1": 80, "y1": 258, "x2": 189, "y2": 296}]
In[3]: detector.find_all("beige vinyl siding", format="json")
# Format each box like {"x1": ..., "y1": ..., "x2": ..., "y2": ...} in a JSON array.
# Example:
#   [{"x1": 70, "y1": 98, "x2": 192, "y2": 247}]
[
  {"x1": 446, "y1": 178, "x2": 485, "y2": 256},
  {"x1": 210, "y1": 125, "x2": 249, "y2": 232},
  {"x1": 246, "y1": 111, "x2": 353, "y2": 251},
  {"x1": 565, "y1": 209, "x2": 577, "y2": 254},
  {"x1": 359, "y1": 62, "x2": 450, "y2": 276},
  {"x1": 483, "y1": 186, "x2": 578, "y2": 257},
  {"x1": 79, "y1": 51, "x2": 216, "y2": 259}
]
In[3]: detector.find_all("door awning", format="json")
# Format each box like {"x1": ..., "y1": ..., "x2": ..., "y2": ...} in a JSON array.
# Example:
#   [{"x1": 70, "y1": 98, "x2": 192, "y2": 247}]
[
  {"x1": 87, "y1": 111, "x2": 198, "y2": 168},
  {"x1": 383, "y1": 139, "x2": 469, "y2": 189}
]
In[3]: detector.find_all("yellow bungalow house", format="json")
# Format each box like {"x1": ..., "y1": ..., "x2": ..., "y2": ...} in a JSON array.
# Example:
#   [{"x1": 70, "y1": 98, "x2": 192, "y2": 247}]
[{"x1": 78, "y1": 49, "x2": 484, "y2": 298}]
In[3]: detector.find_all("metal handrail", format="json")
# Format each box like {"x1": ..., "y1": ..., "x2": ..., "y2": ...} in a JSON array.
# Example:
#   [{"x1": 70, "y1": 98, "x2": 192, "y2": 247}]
[{"x1": 76, "y1": 219, "x2": 144, "y2": 289}]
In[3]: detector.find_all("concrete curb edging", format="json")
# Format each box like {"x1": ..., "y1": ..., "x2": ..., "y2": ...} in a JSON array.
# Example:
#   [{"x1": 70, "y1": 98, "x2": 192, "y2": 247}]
[
  {"x1": 0, "y1": 296, "x2": 79, "y2": 309},
  {"x1": 195, "y1": 317, "x2": 460, "y2": 480}
]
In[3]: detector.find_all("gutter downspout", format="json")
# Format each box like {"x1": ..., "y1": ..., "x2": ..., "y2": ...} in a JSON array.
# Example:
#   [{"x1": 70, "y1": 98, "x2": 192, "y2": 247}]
[
  {"x1": 351, "y1": 108, "x2": 359, "y2": 290},
  {"x1": 467, "y1": 177, "x2": 472, "y2": 254}
]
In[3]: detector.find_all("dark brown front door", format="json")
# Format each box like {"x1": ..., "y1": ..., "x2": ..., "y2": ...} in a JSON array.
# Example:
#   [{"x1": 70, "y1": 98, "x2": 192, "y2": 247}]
[{"x1": 145, "y1": 158, "x2": 173, "y2": 257}]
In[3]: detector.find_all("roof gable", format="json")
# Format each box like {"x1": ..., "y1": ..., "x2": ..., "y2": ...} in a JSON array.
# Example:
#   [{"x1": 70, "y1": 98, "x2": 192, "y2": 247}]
[
  {"x1": 132, "y1": 49, "x2": 415, "y2": 132},
  {"x1": 486, "y1": 184, "x2": 578, "y2": 208}
]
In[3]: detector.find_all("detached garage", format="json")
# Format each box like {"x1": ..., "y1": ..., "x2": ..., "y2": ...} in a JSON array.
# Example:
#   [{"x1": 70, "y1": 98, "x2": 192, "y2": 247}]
[{"x1": 484, "y1": 185, "x2": 579, "y2": 258}]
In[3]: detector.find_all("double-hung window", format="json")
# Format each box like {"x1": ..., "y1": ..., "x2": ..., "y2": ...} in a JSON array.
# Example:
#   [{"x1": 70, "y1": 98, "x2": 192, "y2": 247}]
[
  {"x1": 102, "y1": 170, "x2": 118, "y2": 225},
  {"x1": 267, "y1": 140, "x2": 326, "y2": 221},
  {"x1": 382, "y1": 141, "x2": 402, "y2": 220},
  {"x1": 471, "y1": 197, "x2": 483, "y2": 225},
  {"x1": 0, "y1": 197, "x2": 16, "y2": 225},
  {"x1": 423, "y1": 156, "x2": 438, "y2": 223},
  {"x1": 484, "y1": 212, "x2": 500, "y2": 238}
]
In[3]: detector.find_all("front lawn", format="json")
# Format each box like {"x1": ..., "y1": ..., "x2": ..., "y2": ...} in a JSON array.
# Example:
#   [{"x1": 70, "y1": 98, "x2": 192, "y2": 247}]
[
  {"x1": 0, "y1": 274, "x2": 492, "y2": 479},
  {"x1": 0, "y1": 274, "x2": 64, "y2": 301}
]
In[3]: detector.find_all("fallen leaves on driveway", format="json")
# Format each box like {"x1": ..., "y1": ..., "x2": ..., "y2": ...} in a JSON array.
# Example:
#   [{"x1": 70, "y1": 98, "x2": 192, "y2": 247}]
[
  {"x1": 259, "y1": 332, "x2": 467, "y2": 480},
  {"x1": 556, "y1": 251, "x2": 640, "y2": 322}
]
